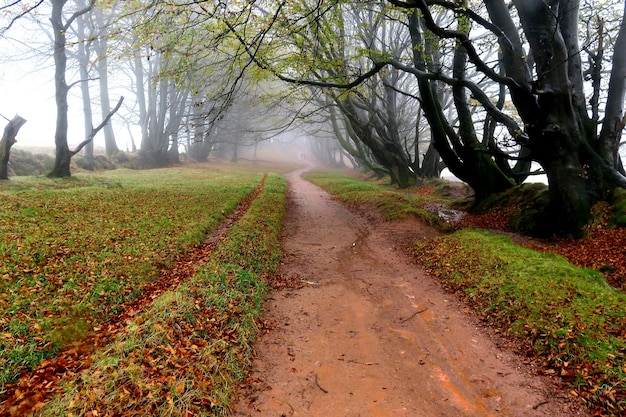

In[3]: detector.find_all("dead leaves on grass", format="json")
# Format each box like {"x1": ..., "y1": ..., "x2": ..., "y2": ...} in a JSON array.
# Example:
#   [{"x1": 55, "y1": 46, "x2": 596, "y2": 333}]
[{"x1": 0, "y1": 176, "x2": 269, "y2": 416}]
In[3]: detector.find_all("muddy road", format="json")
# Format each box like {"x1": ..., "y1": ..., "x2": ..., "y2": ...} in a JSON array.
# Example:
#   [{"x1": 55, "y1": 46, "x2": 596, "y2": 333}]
[{"x1": 233, "y1": 168, "x2": 587, "y2": 417}]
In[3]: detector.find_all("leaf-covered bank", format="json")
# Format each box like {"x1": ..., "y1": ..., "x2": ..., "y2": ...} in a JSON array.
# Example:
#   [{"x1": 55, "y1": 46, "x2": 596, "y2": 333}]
[{"x1": 412, "y1": 230, "x2": 625, "y2": 415}]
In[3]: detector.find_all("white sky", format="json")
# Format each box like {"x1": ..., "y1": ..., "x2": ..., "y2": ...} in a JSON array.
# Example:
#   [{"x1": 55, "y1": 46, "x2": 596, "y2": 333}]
[{"x1": 0, "y1": 6, "x2": 133, "y2": 152}]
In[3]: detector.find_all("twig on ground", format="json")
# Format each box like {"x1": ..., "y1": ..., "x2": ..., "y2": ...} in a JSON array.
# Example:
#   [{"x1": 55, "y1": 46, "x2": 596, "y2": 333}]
[
  {"x1": 399, "y1": 307, "x2": 428, "y2": 323},
  {"x1": 314, "y1": 373, "x2": 328, "y2": 393}
]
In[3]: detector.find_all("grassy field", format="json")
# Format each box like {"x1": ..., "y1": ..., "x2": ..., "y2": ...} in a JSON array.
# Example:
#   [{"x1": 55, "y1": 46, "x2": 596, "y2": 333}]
[
  {"x1": 38, "y1": 172, "x2": 287, "y2": 416},
  {"x1": 307, "y1": 169, "x2": 626, "y2": 416},
  {"x1": 0, "y1": 165, "x2": 283, "y2": 413}
]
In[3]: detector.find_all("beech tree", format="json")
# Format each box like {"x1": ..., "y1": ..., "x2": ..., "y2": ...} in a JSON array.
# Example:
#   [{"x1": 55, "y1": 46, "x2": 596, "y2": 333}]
[
  {"x1": 49, "y1": 0, "x2": 123, "y2": 177},
  {"x1": 391, "y1": 0, "x2": 626, "y2": 236},
  {"x1": 49, "y1": 0, "x2": 95, "y2": 177}
]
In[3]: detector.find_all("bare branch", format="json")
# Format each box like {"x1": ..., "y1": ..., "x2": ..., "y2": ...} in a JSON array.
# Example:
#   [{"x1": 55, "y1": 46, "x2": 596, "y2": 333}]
[
  {"x1": 0, "y1": 0, "x2": 44, "y2": 36},
  {"x1": 387, "y1": 58, "x2": 527, "y2": 144},
  {"x1": 70, "y1": 96, "x2": 124, "y2": 156},
  {"x1": 63, "y1": 0, "x2": 96, "y2": 31}
]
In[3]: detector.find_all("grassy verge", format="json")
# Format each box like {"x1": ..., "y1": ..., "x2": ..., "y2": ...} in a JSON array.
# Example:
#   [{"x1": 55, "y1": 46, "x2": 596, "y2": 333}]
[
  {"x1": 303, "y1": 169, "x2": 450, "y2": 226},
  {"x1": 412, "y1": 229, "x2": 625, "y2": 415},
  {"x1": 0, "y1": 168, "x2": 263, "y2": 388},
  {"x1": 37, "y1": 173, "x2": 286, "y2": 417}
]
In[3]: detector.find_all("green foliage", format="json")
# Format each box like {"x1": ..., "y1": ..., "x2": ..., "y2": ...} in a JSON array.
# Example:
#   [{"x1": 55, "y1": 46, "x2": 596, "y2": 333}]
[
  {"x1": 412, "y1": 229, "x2": 626, "y2": 413},
  {"x1": 0, "y1": 168, "x2": 262, "y2": 387}
]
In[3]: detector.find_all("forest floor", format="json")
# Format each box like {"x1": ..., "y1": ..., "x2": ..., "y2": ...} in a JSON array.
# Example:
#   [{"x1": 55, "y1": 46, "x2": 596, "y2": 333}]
[{"x1": 232, "y1": 168, "x2": 591, "y2": 417}]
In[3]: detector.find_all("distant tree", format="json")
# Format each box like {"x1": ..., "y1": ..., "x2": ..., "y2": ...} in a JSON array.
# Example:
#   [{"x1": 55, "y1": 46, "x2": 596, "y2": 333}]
[{"x1": 91, "y1": 4, "x2": 119, "y2": 155}]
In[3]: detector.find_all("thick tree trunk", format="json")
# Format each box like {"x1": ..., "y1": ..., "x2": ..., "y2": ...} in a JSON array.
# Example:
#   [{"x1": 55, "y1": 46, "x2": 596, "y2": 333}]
[
  {"x1": 0, "y1": 116, "x2": 27, "y2": 180},
  {"x1": 419, "y1": 141, "x2": 442, "y2": 178},
  {"x1": 599, "y1": 1, "x2": 626, "y2": 170},
  {"x1": 408, "y1": 10, "x2": 513, "y2": 199},
  {"x1": 511, "y1": 0, "x2": 626, "y2": 236},
  {"x1": 49, "y1": 0, "x2": 95, "y2": 178},
  {"x1": 541, "y1": 151, "x2": 590, "y2": 237}
]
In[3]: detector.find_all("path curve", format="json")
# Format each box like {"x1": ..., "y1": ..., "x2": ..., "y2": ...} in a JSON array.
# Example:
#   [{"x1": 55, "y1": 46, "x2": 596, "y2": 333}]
[{"x1": 233, "y1": 168, "x2": 587, "y2": 417}]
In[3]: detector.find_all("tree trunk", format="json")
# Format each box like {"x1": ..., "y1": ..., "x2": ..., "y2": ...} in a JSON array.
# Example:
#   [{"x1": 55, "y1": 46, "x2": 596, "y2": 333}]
[
  {"x1": 231, "y1": 136, "x2": 239, "y2": 163},
  {"x1": 77, "y1": 7, "x2": 94, "y2": 171},
  {"x1": 511, "y1": 0, "x2": 626, "y2": 236},
  {"x1": 93, "y1": 7, "x2": 119, "y2": 156},
  {"x1": 408, "y1": 10, "x2": 513, "y2": 199},
  {"x1": 0, "y1": 116, "x2": 27, "y2": 180},
  {"x1": 97, "y1": 54, "x2": 119, "y2": 156},
  {"x1": 599, "y1": 0, "x2": 626, "y2": 170},
  {"x1": 420, "y1": 141, "x2": 442, "y2": 178},
  {"x1": 541, "y1": 146, "x2": 590, "y2": 237},
  {"x1": 49, "y1": 0, "x2": 95, "y2": 178},
  {"x1": 134, "y1": 50, "x2": 148, "y2": 150},
  {"x1": 49, "y1": 0, "x2": 72, "y2": 178}
]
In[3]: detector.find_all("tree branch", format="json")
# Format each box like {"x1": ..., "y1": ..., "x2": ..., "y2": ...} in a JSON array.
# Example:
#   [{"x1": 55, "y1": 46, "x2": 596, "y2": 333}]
[
  {"x1": 391, "y1": 0, "x2": 523, "y2": 90},
  {"x1": 63, "y1": 0, "x2": 96, "y2": 31},
  {"x1": 0, "y1": 0, "x2": 44, "y2": 36},
  {"x1": 67, "y1": 77, "x2": 100, "y2": 91},
  {"x1": 387, "y1": 58, "x2": 528, "y2": 144},
  {"x1": 222, "y1": 16, "x2": 387, "y2": 90},
  {"x1": 70, "y1": 96, "x2": 124, "y2": 156}
]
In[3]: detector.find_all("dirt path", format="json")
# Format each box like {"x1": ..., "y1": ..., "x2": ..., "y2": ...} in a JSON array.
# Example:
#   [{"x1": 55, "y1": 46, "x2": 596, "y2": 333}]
[{"x1": 233, "y1": 168, "x2": 589, "y2": 417}]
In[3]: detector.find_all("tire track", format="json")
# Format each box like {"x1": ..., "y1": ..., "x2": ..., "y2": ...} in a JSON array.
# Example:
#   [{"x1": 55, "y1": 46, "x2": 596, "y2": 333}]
[{"x1": 0, "y1": 174, "x2": 268, "y2": 417}]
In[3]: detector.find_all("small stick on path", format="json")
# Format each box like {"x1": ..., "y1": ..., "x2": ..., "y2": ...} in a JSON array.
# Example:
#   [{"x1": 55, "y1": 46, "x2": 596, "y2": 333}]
[
  {"x1": 399, "y1": 307, "x2": 428, "y2": 323},
  {"x1": 314, "y1": 373, "x2": 328, "y2": 393}
]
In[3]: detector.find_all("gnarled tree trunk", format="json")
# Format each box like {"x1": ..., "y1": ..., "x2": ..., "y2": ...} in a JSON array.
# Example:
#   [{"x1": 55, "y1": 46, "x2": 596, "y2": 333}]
[{"x1": 1, "y1": 115, "x2": 27, "y2": 180}]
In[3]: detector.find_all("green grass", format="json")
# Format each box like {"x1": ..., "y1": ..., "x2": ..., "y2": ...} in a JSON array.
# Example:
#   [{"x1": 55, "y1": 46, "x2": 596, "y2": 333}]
[
  {"x1": 38, "y1": 173, "x2": 287, "y2": 416},
  {"x1": 0, "y1": 168, "x2": 263, "y2": 388},
  {"x1": 303, "y1": 169, "x2": 450, "y2": 226},
  {"x1": 412, "y1": 229, "x2": 626, "y2": 414}
]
